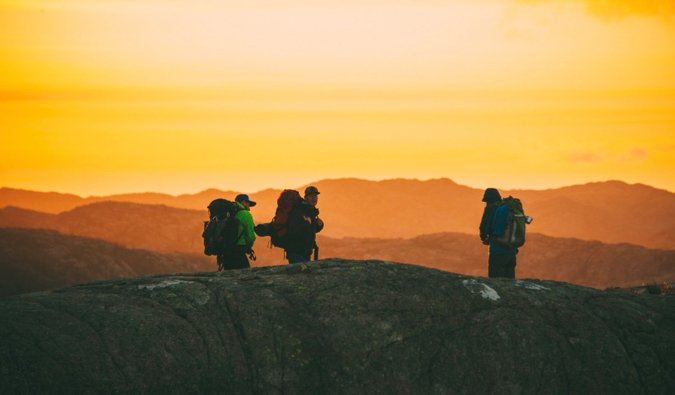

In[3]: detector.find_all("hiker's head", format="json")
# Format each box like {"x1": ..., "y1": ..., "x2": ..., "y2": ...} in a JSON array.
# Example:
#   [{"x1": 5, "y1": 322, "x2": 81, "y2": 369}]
[
  {"x1": 304, "y1": 186, "x2": 320, "y2": 207},
  {"x1": 482, "y1": 188, "x2": 501, "y2": 205},
  {"x1": 207, "y1": 198, "x2": 230, "y2": 218},
  {"x1": 235, "y1": 194, "x2": 256, "y2": 210}
]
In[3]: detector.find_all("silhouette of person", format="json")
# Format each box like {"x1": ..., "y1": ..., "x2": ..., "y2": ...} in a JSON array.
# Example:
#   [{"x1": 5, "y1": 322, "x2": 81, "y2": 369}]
[
  {"x1": 285, "y1": 186, "x2": 324, "y2": 264},
  {"x1": 479, "y1": 188, "x2": 517, "y2": 278}
]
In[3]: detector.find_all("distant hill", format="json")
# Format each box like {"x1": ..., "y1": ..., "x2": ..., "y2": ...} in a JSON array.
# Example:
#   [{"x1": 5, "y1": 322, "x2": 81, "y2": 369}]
[
  {"x1": 2, "y1": 178, "x2": 674, "y2": 248},
  {"x1": 0, "y1": 187, "x2": 243, "y2": 214},
  {"x1": 0, "y1": 202, "x2": 205, "y2": 254},
  {"x1": 0, "y1": 228, "x2": 211, "y2": 297},
  {"x1": 2, "y1": 226, "x2": 673, "y2": 295},
  {"x1": 317, "y1": 233, "x2": 675, "y2": 289},
  {"x1": 0, "y1": 188, "x2": 85, "y2": 214}
]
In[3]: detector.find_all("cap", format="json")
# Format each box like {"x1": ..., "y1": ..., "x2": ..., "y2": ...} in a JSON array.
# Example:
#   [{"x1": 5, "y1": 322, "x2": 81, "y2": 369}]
[
  {"x1": 481, "y1": 188, "x2": 502, "y2": 203},
  {"x1": 235, "y1": 194, "x2": 257, "y2": 207},
  {"x1": 304, "y1": 186, "x2": 320, "y2": 196}
]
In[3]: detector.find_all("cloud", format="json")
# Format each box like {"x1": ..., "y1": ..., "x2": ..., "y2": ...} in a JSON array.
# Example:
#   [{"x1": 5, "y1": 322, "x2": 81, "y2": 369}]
[
  {"x1": 516, "y1": 0, "x2": 675, "y2": 19},
  {"x1": 567, "y1": 151, "x2": 603, "y2": 164},
  {"x1": 567, "y1": 147, "x2": 649, "y2": 164},
  {"x1": 621, "y1": 147, "x2": 649, "y2": 161}
]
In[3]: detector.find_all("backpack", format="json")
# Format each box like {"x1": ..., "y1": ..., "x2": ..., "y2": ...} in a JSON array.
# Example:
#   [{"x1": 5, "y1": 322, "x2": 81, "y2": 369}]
[
  {"x1": 493, "y1": 196, "x2": 528, "y2": 249},
  {"x1": 269, "y1": 190, "x2": 302, "y2": 248},
  {"x1": 202, "y1": 199, "x2": 241, "y2": 256}
]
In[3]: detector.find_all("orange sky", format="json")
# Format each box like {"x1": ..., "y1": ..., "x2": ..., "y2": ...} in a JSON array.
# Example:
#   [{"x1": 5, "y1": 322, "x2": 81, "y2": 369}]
[{"x1": 1, "y1": 0, "x2": 674, "y2": 196}]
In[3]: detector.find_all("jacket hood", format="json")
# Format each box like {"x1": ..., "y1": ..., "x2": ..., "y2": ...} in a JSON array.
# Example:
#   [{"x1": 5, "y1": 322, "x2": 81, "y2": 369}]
[{"x1": 482, "y1": 188, "x2": 502, "y2": 203}]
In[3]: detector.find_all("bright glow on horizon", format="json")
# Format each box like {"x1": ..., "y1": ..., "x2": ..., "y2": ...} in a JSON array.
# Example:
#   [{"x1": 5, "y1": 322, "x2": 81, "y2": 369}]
[{"x1": 2, "y1": 0, "x2": 674, "y2": 196}]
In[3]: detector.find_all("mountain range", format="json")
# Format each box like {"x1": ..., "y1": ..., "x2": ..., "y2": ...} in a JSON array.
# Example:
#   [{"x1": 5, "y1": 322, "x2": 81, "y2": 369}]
[
  {"x1": 2, "y1": 178, "x2": 674, "y2": 294},
  {"x1": 2, "y1": 178, "x2": 674, "y2": 249},
  {"x1": 2, "y1": 227, "x2": 673, "y2": 296}
]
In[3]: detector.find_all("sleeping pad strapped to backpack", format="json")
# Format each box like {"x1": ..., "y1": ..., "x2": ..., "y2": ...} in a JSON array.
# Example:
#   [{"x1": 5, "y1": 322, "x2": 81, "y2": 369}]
[{"x1": 202, "y1": 198, "x2": 240, "y2": 256}]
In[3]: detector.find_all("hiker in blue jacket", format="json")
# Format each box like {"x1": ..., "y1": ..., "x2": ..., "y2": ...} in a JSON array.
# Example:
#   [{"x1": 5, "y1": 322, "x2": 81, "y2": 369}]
[{"x1": 479, "y1": 188, "x2": 518, "y2": 278}]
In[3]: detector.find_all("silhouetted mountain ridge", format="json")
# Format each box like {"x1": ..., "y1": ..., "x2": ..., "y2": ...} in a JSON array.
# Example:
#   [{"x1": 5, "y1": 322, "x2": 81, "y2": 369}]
[{"x1": 0, "y1": 227, "x2": 211, "y2": 296}]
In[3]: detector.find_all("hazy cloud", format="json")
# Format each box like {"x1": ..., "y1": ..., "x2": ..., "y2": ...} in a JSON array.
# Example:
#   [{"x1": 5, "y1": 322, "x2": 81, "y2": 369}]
[
  {"x1": 621, "y1": 147, "x2": 649, "y2": 161},
  {"x1": 516, "y1": 0, "x2": 675, "y2": 19},
  {"x1": 567, "y1": 151, "x2": 603, "y2": 164},
  {"x1": 567, "y1": 147, "x2": 649, "y2": 164}
]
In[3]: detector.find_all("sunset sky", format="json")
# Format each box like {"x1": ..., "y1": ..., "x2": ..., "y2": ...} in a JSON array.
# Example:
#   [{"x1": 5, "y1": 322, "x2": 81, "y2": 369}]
[{"x1": 1, "y1": 0, "x2": 674, "y2": 196}]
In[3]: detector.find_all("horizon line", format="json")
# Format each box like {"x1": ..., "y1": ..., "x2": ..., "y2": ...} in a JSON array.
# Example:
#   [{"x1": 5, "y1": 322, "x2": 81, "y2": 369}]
[{"x1": 1, "y1": 177, "x2": 671, "y2": 199}]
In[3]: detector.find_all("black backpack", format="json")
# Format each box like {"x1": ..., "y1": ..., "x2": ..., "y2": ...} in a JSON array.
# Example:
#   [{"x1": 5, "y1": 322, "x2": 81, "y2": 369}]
[{"x1": 202, "y1": 199, "x2": 240, "y2": 256}]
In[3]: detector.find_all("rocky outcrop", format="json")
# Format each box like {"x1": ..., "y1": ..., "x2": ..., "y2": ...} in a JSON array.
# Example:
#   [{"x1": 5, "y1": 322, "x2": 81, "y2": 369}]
[{"x1": 1, "y1": 260, "x2": 673, "y2": 394}]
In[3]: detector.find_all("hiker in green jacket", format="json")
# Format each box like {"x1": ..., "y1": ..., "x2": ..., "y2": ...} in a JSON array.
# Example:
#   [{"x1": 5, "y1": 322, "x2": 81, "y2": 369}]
[{"x1": 220, "y1": 194, "x2": 257, "y2": 270}]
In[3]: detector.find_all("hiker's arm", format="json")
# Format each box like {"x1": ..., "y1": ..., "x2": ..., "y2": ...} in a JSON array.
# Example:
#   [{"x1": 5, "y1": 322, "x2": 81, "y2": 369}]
[
  {"x1": 240, "y1": 211, "x2": 256, "y2": 247},
  {"x1": 479, "y1": 206, "x2": 493, "y2": 241},
  {"x1": 315, "y1": 217, "x2": 324, "y2": 233}
]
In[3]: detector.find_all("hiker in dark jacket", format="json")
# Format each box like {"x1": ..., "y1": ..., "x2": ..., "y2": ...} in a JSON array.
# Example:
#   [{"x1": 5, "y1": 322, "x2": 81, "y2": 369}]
[
  {"x1": 285, "y1": 186, "x2": 324, "y2": 264},
  {"x1": 479, "y1": 188, "x2": 518, "y2": 278}
]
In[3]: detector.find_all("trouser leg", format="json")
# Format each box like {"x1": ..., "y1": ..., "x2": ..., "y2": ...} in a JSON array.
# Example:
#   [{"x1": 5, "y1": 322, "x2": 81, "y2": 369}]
[
  {"x1": 219, "y1": 252, "x2": 250, "y2": 270},
  {"x1": 504, "y1": 255, "x2": 516, "y2": 278},
  {"x1": 488, "y1": 254, "x2": 517, "y2": 279},
  {"x1": 286, "y1": 253, "x2": 310, "y2": 264}
]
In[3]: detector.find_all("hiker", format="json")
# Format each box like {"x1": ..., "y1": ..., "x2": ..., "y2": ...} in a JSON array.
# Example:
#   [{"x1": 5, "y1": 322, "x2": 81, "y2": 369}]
[
  {"x1": 479, "y1": 188, "x2": 518, "y2": 278},
  {"x1": 304, "y1": 186, "x2": 324, "y2": 260},
  {"x1": 304, "y1": 186, "x2": 324, "y2": 232},
  {"x1": 285, "y1": 186, "x2": 324, "y2": 264},
  {"x1": 219, "y1": 194, "x2": 257, "y2": 270}
]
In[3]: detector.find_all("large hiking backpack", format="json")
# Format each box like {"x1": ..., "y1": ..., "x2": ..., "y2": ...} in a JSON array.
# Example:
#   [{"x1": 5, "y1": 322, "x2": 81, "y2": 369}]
[
  {"x1": 202, "y1": 198, "x2": 240, "y2": 256},
  {"x1": 493, "y1": 196, "x2": 528, "y2": 249},
  {"x1": 269, "y1": 189, "x2": 302, "y2": 248}
]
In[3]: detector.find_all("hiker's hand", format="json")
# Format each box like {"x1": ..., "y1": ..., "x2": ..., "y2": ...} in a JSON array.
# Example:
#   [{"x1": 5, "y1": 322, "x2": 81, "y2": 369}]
[
  {"x1": 303, "y1": 216, "x2": 312, "y2": 224},
  {"x1": 316, "y1": 218, "x2": 324, "y2": 228}
]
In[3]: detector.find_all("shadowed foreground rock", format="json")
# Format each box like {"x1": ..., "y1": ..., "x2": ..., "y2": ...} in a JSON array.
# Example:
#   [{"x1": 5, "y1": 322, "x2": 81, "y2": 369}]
[{"x1": 1, "y1": 260, "x2": 673, "y2": 394}]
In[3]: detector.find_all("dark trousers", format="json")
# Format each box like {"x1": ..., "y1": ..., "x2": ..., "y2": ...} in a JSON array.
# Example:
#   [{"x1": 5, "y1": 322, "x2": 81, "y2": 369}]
[
  {"x1": 218, "y1": 252, "x2": 250, "y2": 271},
  {"x1": 488, "y1": 254, "x2": 516, "y2": 278},
  {"x1": 286, "y1": 253, "x2": 310, "y2": 264}
]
